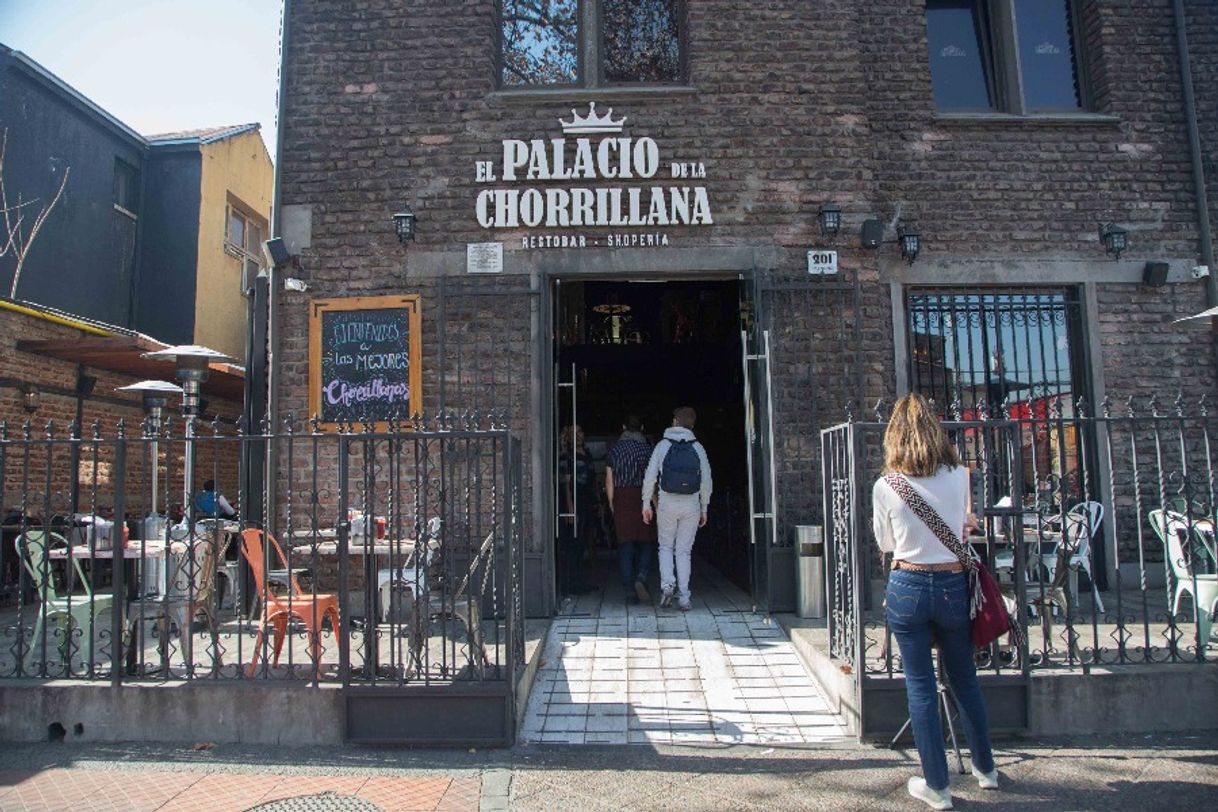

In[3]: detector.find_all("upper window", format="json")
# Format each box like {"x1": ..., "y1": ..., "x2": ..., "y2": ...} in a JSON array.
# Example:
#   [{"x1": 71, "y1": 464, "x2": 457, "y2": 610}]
[
  {"x1": 113, "y1": 159, "x2": 140, "y2": 216},
  {"x1": 225, "y1": 201, "x2": 265, "y2": 288},
  {"x1": 926, "y1": 0, "x2": 1085, "y2": 114},
  {"x1": 499, "y1": 0, "x2": 684, "y2": 88}
]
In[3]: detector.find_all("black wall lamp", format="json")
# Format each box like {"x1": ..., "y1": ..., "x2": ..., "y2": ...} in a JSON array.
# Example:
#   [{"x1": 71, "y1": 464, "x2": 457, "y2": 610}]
[
  {"x1": 263, "y1": 236, "x2": 293, "y2": 269},
  {"x1": 20, "y1": 383, "x2": 40, "y2": 414},
  {"x1": 1099, "y1": 223, "x2": 1128, "y2": 260},
  {"x1": 394, "y1": 206, "x2": 417, "y2": 243},
  {"x1": 818, "y1": 201, "x2": 842, "y2": 239},
  {"x1": 897, "y1": 224, "x2": 921, "y2": 265}
]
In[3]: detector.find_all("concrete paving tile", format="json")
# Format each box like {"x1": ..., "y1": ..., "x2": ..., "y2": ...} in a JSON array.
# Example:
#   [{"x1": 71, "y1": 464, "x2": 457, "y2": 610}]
[{"x1": 543, "y1": 715, "x2": 587, "y2": 732}]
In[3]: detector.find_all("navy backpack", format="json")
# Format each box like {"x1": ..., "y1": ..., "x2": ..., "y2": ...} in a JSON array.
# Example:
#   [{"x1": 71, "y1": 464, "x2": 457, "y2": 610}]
[{"x1": 659, "y1": 439, "x2": 702, "y2": 495}]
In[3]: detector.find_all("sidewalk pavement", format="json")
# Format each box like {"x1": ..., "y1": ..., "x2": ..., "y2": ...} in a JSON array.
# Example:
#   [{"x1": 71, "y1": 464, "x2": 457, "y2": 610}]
[{"x1": 0, "y1": 732, "x2": 1215, "y2": 811}]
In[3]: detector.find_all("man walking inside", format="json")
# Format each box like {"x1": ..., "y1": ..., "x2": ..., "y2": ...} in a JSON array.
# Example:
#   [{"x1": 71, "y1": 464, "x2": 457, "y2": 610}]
[
  {"x1": 642, "y1": 406, "x2": 712, "y2": 611},
  {"x1": 606, "y1": 414, "x2": 654, "y2": 605}
]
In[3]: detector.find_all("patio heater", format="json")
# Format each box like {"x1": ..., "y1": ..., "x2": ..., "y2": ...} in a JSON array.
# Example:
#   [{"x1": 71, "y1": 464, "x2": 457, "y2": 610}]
[
  {"x1": 140, "y1": 345, "x2": 235, "y2": 520},
  {"x1": 116, "y1": 380, "x2": 183, "y2": 523}
]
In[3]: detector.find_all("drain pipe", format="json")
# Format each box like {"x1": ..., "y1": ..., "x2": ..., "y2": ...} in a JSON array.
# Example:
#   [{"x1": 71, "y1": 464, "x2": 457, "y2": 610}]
[
  {"x1": 264, "y1": 0, "x2": 292, "y2": 531},
  {"x1": 1173, "y1": 0, "x2": 1216, "y2": 305}
]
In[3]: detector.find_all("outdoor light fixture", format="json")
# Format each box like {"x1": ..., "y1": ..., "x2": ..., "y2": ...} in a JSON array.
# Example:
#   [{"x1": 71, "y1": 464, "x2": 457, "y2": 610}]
[
  {"x1": 141, "y1": 344, "x2": 235, "y2": 516},
  {"x1": 262, "y1": 237, "x2": 292, "y2": 269},
  {"x1": 20, "y1": 384, "x2": 40, "y2": 414},
  {"x1": 117, "y1": 380, "x2": 183, "y2": 517},
  {"x1": 818, "y1": 202, "x2": 842, "y2": 239},
  {"x1": 393, "y1": 206, "x2": 417, "y2": 243},
  {"x1": 897, "y1": 224, "x2": 921, "y2": 265},
  {"x1": 1099, "y1": 223, "x2": 1128, "y2": 260}
]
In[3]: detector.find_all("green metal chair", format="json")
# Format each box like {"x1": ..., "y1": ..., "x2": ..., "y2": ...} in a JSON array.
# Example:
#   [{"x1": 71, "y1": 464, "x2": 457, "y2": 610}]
[{"x1": 15, "y1": 530, "x2": 116, "y2": 674}]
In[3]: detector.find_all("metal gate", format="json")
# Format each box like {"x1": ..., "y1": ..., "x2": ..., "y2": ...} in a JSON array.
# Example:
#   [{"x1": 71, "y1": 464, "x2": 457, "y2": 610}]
[{"x1": 750, "y1": 264, "x2": 864, "y2": 611}]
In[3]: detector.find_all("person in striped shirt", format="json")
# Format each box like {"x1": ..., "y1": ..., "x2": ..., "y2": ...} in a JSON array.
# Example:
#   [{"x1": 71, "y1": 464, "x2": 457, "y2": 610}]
[{"x1": 605, "y1": 414, "x2": 655, "y2": 605}]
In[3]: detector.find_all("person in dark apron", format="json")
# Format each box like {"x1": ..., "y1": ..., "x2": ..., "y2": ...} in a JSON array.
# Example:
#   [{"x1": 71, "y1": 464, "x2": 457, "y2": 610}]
[{"x1": 605, "y1": 414, "x2": 654, "y2": 604}]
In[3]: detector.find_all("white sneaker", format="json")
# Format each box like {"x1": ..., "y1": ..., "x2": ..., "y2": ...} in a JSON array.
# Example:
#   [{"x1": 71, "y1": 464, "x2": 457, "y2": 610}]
[
  {"x1": 907, "y1": 777, "x2": 952, "y2": 810},
  {"x1": 972, "y1": 765, "x2": 999, "y2": 790},
  {"x1": 659, "y1": 587, "x2": 675, "y2": 608},
  {"x1": 678, "y1": 599, "x2": 691, "y2": 611}
]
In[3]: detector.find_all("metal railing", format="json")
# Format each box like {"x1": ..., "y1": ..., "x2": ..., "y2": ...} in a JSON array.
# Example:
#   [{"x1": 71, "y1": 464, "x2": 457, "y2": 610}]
[
  {"x1": 0, "y1": 414, "x2": 524, "y2": 689},
  {"x1": 823, "y1": 395, "x2": 1218, "y2": 682}
]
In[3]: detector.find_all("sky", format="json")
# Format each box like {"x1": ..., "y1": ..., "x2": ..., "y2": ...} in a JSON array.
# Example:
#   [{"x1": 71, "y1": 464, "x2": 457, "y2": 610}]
[{"x1": 0, "y1": 0, "x2": 282, "y2": 154}]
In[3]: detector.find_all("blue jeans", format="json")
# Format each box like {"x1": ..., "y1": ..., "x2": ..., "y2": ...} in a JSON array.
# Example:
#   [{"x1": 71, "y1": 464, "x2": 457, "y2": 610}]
[
  {"x1": 618, "y1": 541, "x2": 654, "y2": 590},
  {"x1": 886, "y1": 569, "x2": 995, "y2": 791}
]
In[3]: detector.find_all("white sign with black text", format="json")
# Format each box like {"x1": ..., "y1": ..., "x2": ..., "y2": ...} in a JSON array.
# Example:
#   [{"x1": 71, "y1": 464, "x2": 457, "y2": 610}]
[
  {"x1": 807, "y1": 249, "x2": 838, "y2": 275},
  {"x1": 466, "y1": 242, "x2": 504, "y2": 274}
]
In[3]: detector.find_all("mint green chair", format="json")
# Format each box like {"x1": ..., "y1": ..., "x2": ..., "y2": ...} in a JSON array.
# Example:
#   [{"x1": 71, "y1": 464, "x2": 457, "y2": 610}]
[{"x1": 16, "y1": 530, "x2": 116, "y2": 674}]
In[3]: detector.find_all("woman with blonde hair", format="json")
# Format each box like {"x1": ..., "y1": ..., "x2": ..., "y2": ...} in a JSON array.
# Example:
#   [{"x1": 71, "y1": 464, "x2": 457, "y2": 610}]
[{"x1": 872, "y1": 393, "x2": 997, "y2": 810}]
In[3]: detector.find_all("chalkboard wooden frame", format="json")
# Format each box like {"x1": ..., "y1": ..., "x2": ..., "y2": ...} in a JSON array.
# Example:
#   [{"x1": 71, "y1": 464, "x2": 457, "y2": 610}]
[{"x1": 308, "y1": 294, "x2": 423, "y2": 429}]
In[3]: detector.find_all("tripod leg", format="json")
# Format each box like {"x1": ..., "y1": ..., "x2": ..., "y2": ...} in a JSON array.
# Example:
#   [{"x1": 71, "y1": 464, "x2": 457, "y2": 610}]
[
  {"x1": 940, "y1": 682, "x2": 965, "y2": 774},
  {"x1": 889, "y1": 716, "x2": 914, "y2": 749}
]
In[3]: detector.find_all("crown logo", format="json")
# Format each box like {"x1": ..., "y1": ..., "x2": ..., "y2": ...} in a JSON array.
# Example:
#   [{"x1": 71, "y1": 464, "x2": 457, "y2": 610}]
[{"x1": 560, "y1": 102, "x2": 626, "y2": 134}]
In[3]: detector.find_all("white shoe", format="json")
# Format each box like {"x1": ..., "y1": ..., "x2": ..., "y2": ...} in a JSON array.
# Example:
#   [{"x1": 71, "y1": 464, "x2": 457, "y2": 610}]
[
  {"x1": 659, "y1": 587, "x2": 675, "y2": 608},
  {"x1": 907, "y1": 777, "x2": 952, "y2": 810},
  {"x1": 972, "y1": 765, "x2": 999, "y2": 790}
]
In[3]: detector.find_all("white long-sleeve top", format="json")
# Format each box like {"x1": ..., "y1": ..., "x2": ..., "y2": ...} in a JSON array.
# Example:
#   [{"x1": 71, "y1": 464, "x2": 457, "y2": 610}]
[
  {"x1": 642, "y1": 427, "x2": 713, "y2": 513},
  {"x1": 871, "y1": 465, "x2": 968, "y2": 565}
]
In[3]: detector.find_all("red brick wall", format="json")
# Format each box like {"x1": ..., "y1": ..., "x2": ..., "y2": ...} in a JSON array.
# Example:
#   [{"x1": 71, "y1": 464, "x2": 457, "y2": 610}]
[
  {"x1": 275, "y1": 0, "x2": 1218, "y2": 563},
  {"x1": 0, "y1": 307, "x2": 243, "y2": 524}
]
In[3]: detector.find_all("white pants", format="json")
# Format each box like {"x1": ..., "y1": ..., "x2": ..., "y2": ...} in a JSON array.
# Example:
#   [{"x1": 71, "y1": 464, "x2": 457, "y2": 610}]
[{"x1": 657, "y1": 493, "x2": 701, "y2": 602}]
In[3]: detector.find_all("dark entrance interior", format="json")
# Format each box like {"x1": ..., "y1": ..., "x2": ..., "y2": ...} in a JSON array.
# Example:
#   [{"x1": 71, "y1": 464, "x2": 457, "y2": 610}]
[{"x1": 553, "y1": 278, "x2": 752, "y2": 601}]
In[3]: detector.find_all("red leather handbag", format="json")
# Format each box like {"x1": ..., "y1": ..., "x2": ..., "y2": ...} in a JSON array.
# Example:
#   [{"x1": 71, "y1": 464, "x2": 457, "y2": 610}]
[{"x1": 883, "y1": 473, "x2": 1024, "y2": 649}]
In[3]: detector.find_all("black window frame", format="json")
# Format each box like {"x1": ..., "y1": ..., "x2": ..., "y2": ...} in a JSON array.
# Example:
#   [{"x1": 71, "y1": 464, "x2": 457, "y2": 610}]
[
  {"x1": 925, "y1": 0, "x2": 1093, "y2": 116},
  {"x1": 496, "y1": 0, "x2": 688, "y2": 90}
]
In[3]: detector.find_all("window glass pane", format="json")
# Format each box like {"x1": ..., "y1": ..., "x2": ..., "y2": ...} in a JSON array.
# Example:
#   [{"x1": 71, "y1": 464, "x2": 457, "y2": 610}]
[
  {"x1": 602, "y1": 0, "x2": 681, "y2": 83},
  {"x1": 1014, "y1": 0, "x2": 1081, "y2": 110},
  {"x1": 925, "y1": 0, "x2": 993, "y2": 110},
  {"x1": 113, "y1": 160, "x2": 139, "y2": 211},
  {"x1": 228, "y1": 209, "x2": 245, "y2": 249},
  {"x1": 500, "y1": 0, "x2": 579, "y2": 86},
  {"x1": 247, "y1": 221, "x2": 262, "y2": 256}
]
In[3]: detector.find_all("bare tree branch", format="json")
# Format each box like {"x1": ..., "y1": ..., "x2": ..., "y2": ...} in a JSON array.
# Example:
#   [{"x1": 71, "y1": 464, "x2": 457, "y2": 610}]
[{"x1": 0, "y1": 128, "x2": 71, "y2": 298}]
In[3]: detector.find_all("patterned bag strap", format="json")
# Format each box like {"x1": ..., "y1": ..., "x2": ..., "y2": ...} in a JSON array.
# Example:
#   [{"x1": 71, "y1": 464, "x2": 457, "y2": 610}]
[{"x1": 882, "y1": 472, "x2": 976, "y2": 572}]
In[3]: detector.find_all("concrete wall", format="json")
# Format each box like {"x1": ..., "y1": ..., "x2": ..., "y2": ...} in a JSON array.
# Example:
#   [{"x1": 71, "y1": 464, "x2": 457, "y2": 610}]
[
  {"x1": 196, "y1": 130, "x2": 273, "y2": 360},
  {"x1": 0, "y1": 682, "x2": 345, "y2": 745}
]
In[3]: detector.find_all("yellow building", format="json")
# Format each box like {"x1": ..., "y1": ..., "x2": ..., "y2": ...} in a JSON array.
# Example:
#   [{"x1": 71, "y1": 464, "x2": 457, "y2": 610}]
[{"x1": 146, "y1": 124, "x2": 274, "y2": 360}]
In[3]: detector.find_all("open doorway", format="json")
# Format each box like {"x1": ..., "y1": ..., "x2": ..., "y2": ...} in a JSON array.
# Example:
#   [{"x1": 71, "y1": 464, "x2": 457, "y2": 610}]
[{"x1": 553, "y1": 277, "x2": 753, "y2": 607}]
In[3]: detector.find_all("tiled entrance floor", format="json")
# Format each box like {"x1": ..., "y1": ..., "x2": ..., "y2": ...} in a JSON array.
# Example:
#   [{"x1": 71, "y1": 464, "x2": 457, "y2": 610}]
[{"x1": 521, "y1": 564, "x2": 848, "y2": 746}]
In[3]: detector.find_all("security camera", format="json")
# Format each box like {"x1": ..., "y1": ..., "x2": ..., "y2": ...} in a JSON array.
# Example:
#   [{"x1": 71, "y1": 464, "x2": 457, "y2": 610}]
[
  {"x1": 1192, "y1": 265, "x2": 1211, "y2": 280},
  {"x1": 283, "y1": 277, "x2": 309, "y2": 292}
]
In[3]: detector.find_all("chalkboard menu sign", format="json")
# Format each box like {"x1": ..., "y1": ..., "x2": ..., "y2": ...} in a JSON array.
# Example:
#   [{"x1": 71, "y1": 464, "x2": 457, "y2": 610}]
[{"x1": 308, "y1": 295, "x2": 422, "y2": 427}]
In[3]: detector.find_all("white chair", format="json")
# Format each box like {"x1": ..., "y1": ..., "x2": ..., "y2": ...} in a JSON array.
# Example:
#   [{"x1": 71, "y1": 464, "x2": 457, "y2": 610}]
[
  {"x1": 1040, "y1": 502, "x2": 1104, "y2": 613},
  {"x1": 1150, "y1": 510, "x2": 1218, "y2": 647},
  {"x1": 378, "y1": 517, "x2": 442, "y2": 623}
]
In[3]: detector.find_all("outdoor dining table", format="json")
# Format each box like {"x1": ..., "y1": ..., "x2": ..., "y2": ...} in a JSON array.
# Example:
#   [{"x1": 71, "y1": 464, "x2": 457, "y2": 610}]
[{"x1": 48, "y1": 540, "x2": 174, "y2": 601}]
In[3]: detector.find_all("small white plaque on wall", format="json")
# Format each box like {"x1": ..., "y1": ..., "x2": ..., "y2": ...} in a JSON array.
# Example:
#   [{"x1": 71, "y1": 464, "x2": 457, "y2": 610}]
[
  {"x1": 807, "y1": 249, "x2": 838, "y2": 275},
  {"x1": 467, "y1": 242, "x2": 504, "y2": 274}
]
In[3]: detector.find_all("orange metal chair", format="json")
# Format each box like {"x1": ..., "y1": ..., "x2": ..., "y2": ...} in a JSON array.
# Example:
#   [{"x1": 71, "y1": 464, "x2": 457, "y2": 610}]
[{"x1": 240, "y1": 528, "x2": 341, "y2": 678}]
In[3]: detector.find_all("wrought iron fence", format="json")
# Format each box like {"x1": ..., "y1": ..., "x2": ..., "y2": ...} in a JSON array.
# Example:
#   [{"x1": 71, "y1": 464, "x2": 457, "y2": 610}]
[
  {"x1": 823, "y1": 395, "x2": 1218, "y2": 684},
  {"x1": 0, "y1": 414, "x2": 524, "y2": 690}
]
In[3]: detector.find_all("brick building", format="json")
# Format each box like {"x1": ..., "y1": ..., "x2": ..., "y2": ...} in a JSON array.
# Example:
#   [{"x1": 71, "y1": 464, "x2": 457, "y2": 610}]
[{"x1": 272, "y1": 0, "x2": 1216, "y2": 615}]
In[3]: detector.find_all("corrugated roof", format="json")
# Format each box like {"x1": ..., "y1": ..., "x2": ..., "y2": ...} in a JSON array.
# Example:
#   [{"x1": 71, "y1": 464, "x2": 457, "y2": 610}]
[{"x1": 144, "y1": 123, "x2": 261, "y2": 145}]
